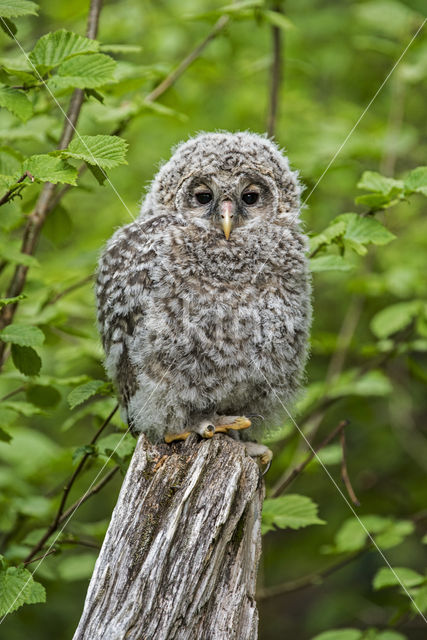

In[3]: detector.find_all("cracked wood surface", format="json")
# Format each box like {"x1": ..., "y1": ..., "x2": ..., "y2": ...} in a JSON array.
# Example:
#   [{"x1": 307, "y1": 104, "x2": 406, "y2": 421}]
[{"x1": 73, "y1": 433, "x2": 264, "y2": 640}]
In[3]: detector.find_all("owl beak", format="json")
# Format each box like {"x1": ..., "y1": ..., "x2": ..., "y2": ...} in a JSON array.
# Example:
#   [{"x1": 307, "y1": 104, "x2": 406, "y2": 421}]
[{"x1": 220, "y1": 199, "x2": 234, "y2": 240}]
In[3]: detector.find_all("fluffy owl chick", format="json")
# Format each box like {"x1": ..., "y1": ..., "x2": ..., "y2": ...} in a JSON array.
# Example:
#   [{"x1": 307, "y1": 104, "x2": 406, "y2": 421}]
[{"x1": 96, "y1": 132, "x2": 311, "y2": 460}]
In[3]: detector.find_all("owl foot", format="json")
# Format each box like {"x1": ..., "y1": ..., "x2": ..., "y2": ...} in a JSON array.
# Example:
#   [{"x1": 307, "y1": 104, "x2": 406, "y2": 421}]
[
  {"x1": 243, "y1": 442, "x2": 273, "y2": 475},
  {"x1": 164, "y1": 416, "x2": 251, "y2": 444}
]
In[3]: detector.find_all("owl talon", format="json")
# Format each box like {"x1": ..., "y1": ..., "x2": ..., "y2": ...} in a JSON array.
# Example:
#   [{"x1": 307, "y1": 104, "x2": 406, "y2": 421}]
[
  {"x1": 213, "y1": 416, "x2": 252, "y2": 433},
  {"x1": 242, "y1": 442, "x2": 273, "y2": 475}
]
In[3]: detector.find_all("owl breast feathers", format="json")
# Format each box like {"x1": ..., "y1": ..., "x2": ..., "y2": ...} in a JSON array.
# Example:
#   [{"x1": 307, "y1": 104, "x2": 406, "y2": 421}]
[{"x1": 96, "y1": 131, "x2": 311, "y2": 443}]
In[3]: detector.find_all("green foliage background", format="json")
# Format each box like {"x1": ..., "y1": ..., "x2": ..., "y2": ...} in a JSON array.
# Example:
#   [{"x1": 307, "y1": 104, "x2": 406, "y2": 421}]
[{"x1": 0, "y1": 0, "x2": 426, "y2": 638}]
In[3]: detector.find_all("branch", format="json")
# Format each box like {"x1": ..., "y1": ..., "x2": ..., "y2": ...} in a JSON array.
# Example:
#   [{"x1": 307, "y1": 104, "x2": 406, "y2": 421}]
[
  {"x1": 270, "y1": 420, "x2": 350, "y2": 497},
  {"x1": 0, "y1": 0, "x2": 103, "y2": 361},
  {"x1": 257, "y1": 549, "x2": 364, "y2": 600},
  {"x1": 267, "y1": 5, "x2": 283, "y2": 138},
  {"x1": 24, "y1": 404, "x2": 118, "y2": 564},
  {"x1": 145, "y1": 15, "x2": 229, "y2": 103},
  {"x1": 340, "y1": 428, "x2": 360, "y2": 506},
  {"x1": 42, "y1": 274, "x2": 94, "y2": 308}
]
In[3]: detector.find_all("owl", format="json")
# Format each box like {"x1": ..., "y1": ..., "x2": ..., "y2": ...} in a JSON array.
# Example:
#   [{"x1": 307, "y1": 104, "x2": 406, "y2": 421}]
[{"x1": 96, "y1": 132, "x2": 311, "y2": 464}]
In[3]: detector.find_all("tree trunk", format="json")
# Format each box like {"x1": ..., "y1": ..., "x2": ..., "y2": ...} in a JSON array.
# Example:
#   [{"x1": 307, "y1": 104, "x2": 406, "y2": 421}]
[{"x1": 73, "y1": 433, "x2": 265, "y2": 640}]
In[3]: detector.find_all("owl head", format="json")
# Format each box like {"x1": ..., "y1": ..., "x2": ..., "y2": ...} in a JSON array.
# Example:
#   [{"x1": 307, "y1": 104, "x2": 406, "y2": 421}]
[{"x1": 140, "y1": 131, "x2": 302, "y2": 240}]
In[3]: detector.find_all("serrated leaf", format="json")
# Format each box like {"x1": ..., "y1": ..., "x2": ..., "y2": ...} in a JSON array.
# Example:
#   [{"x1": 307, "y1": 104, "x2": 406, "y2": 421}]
[
  {"x1": 0, "y1": 294, "x2": 26, "y2": 309},
  {"x1": 404, "y1": 166, "x2": 427, "y2": 196},
  {"x1": 371, "y1": 301, "x2": 422, "y2": 339},
  {"x1": 63, "y1": 135, "x2": 128, "y2": 169},
  {"x1": 0, "y1": 86, "x2": 33, "y2": 122},
  {"x1": 373, "y1": 567, "x2": 425, "y2": 591},
  {"x1": 329, "y1": 515, "x2": 414, "y2": 555},
  {"x1": 311, "y1": 630, "x2": 362, "y2": 640},
  {"x1": 0, "y1": 564, "x2": 45, "y2": 617},
  {"x1": 0, "y1": 325, "x2": 44, "y2": 347},
  {"x1": 262, "y1": 494, "x2": 325, "y2": 534},
  {"x1": 87, "y1": 163, "x2": 106, "y2": 185},
  {"x1": 54, "y1": 53, "x2": 116, "y2": 89},
  {"x1": 338, "y1": 213, "x2": 396, "y2": 246},
  {"x1": 357, "y1": 171, "x2": 403, "y2": 194},
  {"x1": 29, "y1": 29, "x2": 99, "y2": 70},
  {"x1": 23, "y1": 154, "x2": 77, "y2": 185},
  {"x1": 72, "y1": 444, "x2": 97, "y2": 465},
  {"x1": 11, "y1": 344, "x2": 41, "y2": 376},
  {"x1": 412, "y1": 584, "x2": 427, "y2": 615},
  {"x1": 310, "y1": 255, "x2": 353, "y2": 272},
  {"x1": 355, "y1": 193, "x2": 397, "y2": 209},
  {"x1": 0, "y1": 0, "x2": 38, "y2": 18},
  {"x1": 97, "y1": 432, "x2": 135, "y2": 466},
  {"x1": 375, "y1": 632, "x2": 408, "y2": 640},
  {"x1": 26, "y1": 384, "x2": 61, "y2": 408},
  {"x1": 67, "y1": 379, "x2": 112, "y2": 410},
  {"x1": 262, "y1": 9, "x2": 295, "y2": 30}
]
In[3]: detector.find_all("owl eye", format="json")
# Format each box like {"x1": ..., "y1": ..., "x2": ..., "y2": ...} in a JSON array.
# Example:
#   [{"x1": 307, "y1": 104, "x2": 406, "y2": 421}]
[
  {"x1": 195, "y1": 192, "x2": 212, "y2": 205},
  {"x1": 242, "y1": 192, "x2": 259, "y2": 205}
]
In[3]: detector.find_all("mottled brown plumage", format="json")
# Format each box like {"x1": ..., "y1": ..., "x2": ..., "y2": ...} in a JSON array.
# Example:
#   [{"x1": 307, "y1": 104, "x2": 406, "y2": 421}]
[{"x1": 96, "y1": 132, "x2": 311, "y2": 443}]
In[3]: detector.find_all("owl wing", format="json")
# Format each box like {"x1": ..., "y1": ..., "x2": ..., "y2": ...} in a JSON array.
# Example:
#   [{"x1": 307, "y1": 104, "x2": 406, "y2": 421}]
[{"x1": 95, "y1": 214, "x2": 171, "y2": 429}]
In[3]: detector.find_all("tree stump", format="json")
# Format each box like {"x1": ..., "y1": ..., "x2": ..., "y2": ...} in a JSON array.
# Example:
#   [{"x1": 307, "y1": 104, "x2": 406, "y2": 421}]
[{"x1": 73, "y1": 433, "x2": 265, "y2": 640}]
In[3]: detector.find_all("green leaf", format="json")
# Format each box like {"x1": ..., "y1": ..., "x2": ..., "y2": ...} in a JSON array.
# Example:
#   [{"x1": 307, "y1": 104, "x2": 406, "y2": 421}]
[
  {"x1": 67, "y1": 380, "x2": 112, "y2": 410},
  {"x1": 54, "y1": 53, "x2": 116, "y2": 89},
  {"x1": 329, "y1": 516, "x2": 413, "y2": 554},
  {"x1": 0, "y1": 294, "x2": 26, "y2": 309},
  {"x1": 0, "y1": 0, "x2": 38, "y2": 18},
  {"x1": 29, "y1": 29, "x2": 99, "y2": 70},
  {"x1": 26, "y1": 384, "x2": 61, "y2": 408},
  {"x1": 373, "y1": 567, "x2": 425, "y2": 590},
  {"x1": 97, "y1": 432, "x2": 136, "y2": 468},
  {"x1": 0, "y1": 563, "x2": 45, "y2": 617},
  {"x1": 404, "y1": 166, "x2": 427, "y2": 196},
  {"x1": 339, "y1": 213, "x2": 396, "y2": 246},
  {"x1": 311, "y1": 630, "x2": 362, "y2": 640},
  {"x1": 310, "y1": 255, "x2": 353, "y2": 272},
  {"x1": 0, "y1": 86, "x2": 33, "y2": 122},
  {"x1": 309, "y1": 221, "x2": 346, "y2": 254},
  {"x1": 0, "y1": 427, "x2": 11, "y2": 442},
  {"x1": 412, "y1": 584, "x2": 427, "y2": 615},
  {"x1": 0, "y1": 325, "x2": 45, "y2": 347},
  {"x1": 72, "y1": 444, "x2": 96, "y2": 465},
  {"x1": 262, "y1": 9, "x2": 295, "y2": 30},
  {"x1": 0, "y1": 17, "x2": 17, "y2": 38},
  {"x1": 371, "y1": 301, "x2": 422, "y2": 339},
  {"x1": 329, "y1": 370, "x2": 392, "y2": 399},
  {"x1": 355, "y1": 193, "x2": 398, "y2": 209},
  {"x1": 262, "y1": 494, "x2": 325, "y2": 534},
  {"x1": 23, "y1": 155, "x2": 78, "y2": 185},
  {"x1": 11, "y1": 344, "x2": 42, "y2": 376},
  {"x1": 0, "y1": 242, "x2": 38, "y2": 267},
  {"x1": 375, "y1": 632, "x2": 408, "y2": 640},
  {"x1": 357, "y1": 171, "x2": 403, "y2": 194},
  {"x1": 63, "y1": 135, "x2": 128, "y2": 169}
]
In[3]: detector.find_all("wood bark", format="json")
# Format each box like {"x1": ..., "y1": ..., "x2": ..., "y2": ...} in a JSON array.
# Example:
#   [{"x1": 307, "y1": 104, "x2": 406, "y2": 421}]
[{"x1": 73, "y1": 433, "x2": 265, "y2": 640}]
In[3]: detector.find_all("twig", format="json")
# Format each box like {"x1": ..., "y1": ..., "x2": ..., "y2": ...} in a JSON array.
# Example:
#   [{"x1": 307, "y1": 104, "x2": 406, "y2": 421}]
[
  {"x1": 0, "y1": 384, "x2": 26, "y2": 402},
  {"x1": 0, "y1": 171, "x2": 34, "y2": 207},
  {"x1": 43, "y1": 274, "x2": 94, "y2": 308},
  {"x1": 267, "y1": 5, "x2": 283, "y2": 138},
  {"x1": 340, "y1": 428, "x2": 360, "y2": 506},
  {"x1": 326, "y1": 294, "x2": 364, "y2": 384},
  {"x1": 58, "y1": 465, "x2": 120, "y2": 526},
  {"x1": 145, "y1": 15, "x2": 229, "y2": 103},
  {"x1": 0, "y1": 0, "x2": 103, "y2": 363},
  {"x1": 271, "y1": 419, "x2": 350, "y2": 497},
  {"x1": 23, "y1": 548, "x2": 57, "y2": 566},
  {"x1": 23, "y1": 404, "x2": 118, "y2": 564},
  {"x1": 256, "y1": 549, "x2": 364, "y2": 599}
]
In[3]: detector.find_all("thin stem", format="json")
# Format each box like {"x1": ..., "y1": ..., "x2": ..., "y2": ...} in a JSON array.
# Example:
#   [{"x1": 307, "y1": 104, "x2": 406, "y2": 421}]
[
  {"x1": 340, "y1": 428, "x2": 360, "y2": 506},
  {"x1": 271, "y1": 420, "x2": 350, "y2": 497},
  {"x1": 58, "y1": 466, "x2": 120, "y2": 526},
  {"x1": 24, "y1": 405, "x2": 118, "y2": 564},
  {"x1": 257, "y1": 549, "x2": 364, "y2": 599},
  {"x1": 267, "y1": 5, "x2": 283, "y2": 138},
  {"x1": 43, "y1": 274, "x2": 94, "y2": 308},
  {"x1": 0, "y1": 384, "x2": 26, "y2": 402},
  {"x1": 145, "y1": 15, "x2": 229, "y2": 103}
]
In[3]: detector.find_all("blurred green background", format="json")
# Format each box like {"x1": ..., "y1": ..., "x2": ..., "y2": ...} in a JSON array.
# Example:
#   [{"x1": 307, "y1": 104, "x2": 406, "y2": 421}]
[{"x1": 0, "y1": 0, "x2": 426, "y2": 638}]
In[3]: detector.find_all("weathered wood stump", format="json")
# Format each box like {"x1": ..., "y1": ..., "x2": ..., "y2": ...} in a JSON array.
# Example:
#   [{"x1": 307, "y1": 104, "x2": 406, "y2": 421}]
[{"x1": 73, "y1": 433, "x2": 265, "y2": 640}]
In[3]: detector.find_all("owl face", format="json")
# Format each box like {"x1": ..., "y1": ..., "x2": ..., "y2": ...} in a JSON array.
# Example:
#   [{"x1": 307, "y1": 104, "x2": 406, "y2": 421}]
[
  {"x1": 176, "y1": 171, "x2": 276, "y2": 240},
  {"x1": 140, "y1": 132, "x2": 302, "y2": 227}
]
